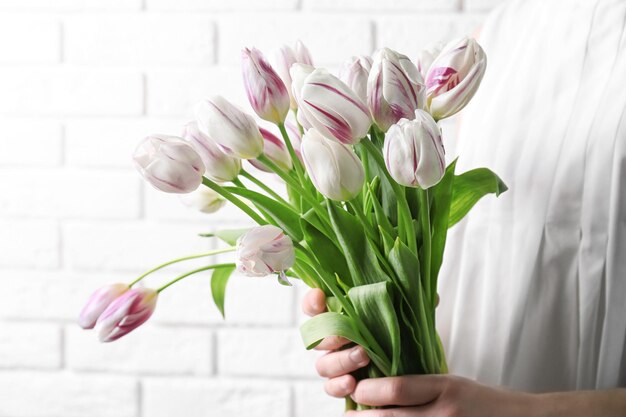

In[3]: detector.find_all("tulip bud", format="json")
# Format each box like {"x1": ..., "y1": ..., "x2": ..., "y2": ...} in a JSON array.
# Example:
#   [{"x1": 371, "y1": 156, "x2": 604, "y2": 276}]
[
  {"x1": 236, "y1": 225, "x2": 295, "y2": 280},
  {"x1": 182, "y1": 121, "x2": 241, "y2": 182},
  {"x1": 367, "y1": 48, "x2": 425, "y2": 132},
  {"x1": 249, "y1": 127, "x2": 293, "y2": 172},
  {"x1": 78, "y1": 283, "x2": 129, "y2": 330},
  {"x1": 416, "y1": 42, "x2": 444, "y2": 79},
  {"x1": 179, "y1": 187, "x2": 227, "y2": 214},
  {"x1": 289, "y1": 63, "x2": 315, "y2": 130},
  {"x1": 274, "y1": 40, "x2": 314, "y2": 110},
  {"x1": 133, "y1": 135, "x2": 205, "y2": 194},
  {"x1": 301, "y1": 128, "x2": 364, "y2": 201},
  {"x1": 242, "y1": 47, "x2": 290, "y2": 124},
  {"x1": 383, "y1": 109, "x2": 445, "y2": 189},
  {"x1": 293, "y1": 66, "x2": 371, "y2": 145},
  {"x1": 425, "y1": 37, "x2": 487, "y2": 120},
  {"x1": 195, "y1": 95, "x2": 264, "y2": 159},
  {"x1": 95, "y1": 287, "x2": 158, "y2": 343},
  {"x1": 338, "y1": 55, "x2": 373, "y2": 103}
]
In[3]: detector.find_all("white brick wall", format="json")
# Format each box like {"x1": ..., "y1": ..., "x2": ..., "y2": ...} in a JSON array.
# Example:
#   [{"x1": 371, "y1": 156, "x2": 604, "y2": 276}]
[{"x1": 0, "y1": 1, "x2": 500, "y2": 415}]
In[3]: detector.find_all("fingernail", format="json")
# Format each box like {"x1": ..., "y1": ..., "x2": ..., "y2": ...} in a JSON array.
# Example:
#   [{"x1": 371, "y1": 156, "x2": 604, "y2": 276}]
[{"x1": 349, "y1": 347, "x2": 368, "y2": 365}]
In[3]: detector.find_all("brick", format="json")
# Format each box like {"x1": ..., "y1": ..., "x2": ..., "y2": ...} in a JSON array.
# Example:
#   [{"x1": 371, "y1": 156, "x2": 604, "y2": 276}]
[
  {"x1": 0, "y1": 219, "x2": 58, "y2": 268},
  {"x1": 218, "y1": 328, "x2": 319, "y2": 377},
  {"x1": 0, "y1": 169, "x2": 141, "y2": 219},
  {"x1": 464, "y1": 0, "x2": 508, "y2": 11},
  {"x1": 294, "y1": 382, "x2": 343, "y2": 417},
  {"x1": 376, "y1": 14, "x2": 487, "y2": 59},
  {"x1": 0, "y1": 68, "x2": 143, "y2": 116},
  {"x1": 0, "y1": 270, "x2": 119, "y2": 321},
  {"x1": 147, "y1": 67, "x2": 249, "y2": 117},
  {"x1": 218, "y1": 14, "x2": 372, "y2": 66},
  {"x1": 65, "y1": 15, "x2": 215, "y2": 66},
  {"x1": 0, "y1": 119, "x2": 62, "y2": 166},
  {"x1": 147, "y1": 0, "x2": 297, "y2": 10},
  {"x1": 303, "y1": 0, "x2": 459, "y2": 11},
  {"x1": 66, "y1": 325, "x2": 213, "y2": 375},
  {"x1": 0, "y1": 16, "x2": 59, "y2": 63},
  {"x1": 0, "y1": 0, "x2": 141, "y2": 10},
  {"x1": 0, "y1": 371, "x2": 137, "y2": 417},
  {"x1": 65, "y1": 118, "x2": 186, "y2": 168},
  {"x1": 0, "y1": 322, "x2": 61, "y2": 369},
  {"x1": 63, "y1": 221, "x2": 213, "y2": 271},
  {"x1": 142, "y1": 377, "x2": 290, "y2": 417}
]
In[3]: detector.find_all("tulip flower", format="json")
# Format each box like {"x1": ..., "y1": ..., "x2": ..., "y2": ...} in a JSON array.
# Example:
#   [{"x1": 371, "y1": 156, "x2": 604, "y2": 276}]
[
  {"x1": 416, "y1": 42, "x2": 444, "y2": 79},
  {"x1": 95, "y1": 287, "x2": 158, "y2": 343},
  {"x1": 284, "y1": 120, "x2": 303, "y2": 162},
  {"x1": 242, "y1": 47, "x2": 290, "y2": 124},
  {"x1": 274, "y1": 40, "x2": 314, "y2": 109},
  {"x1": 78, "y1": 283, "x2": 129, "y2": 330},
  {"x1": 182, "y1": 121, "x2": 241, "y2": 182},
  {"x1": 301, "y1": 128, "x2": 364, "y2": 201},
  {"x1": 250, "y1": 127, "x2": 293, "y2": 172},
  {"x1": 179, "y1": 187, "x2": 227, "y2": 214},
  {"x1": 425, "y1": 37, "x2": 487, "y2": 120},
  {"x1": 293, "y1": 66, "x2": 371, "y2": 145},
  {"x1": 236, "y1": 225, "x2": 295, "y2": 280},
  {"x1": 367, "y1": 48, "x2": 425, "y2": 132},
  {"x1": 289, "y1": 63, "x2": 315, "y2": 130},
  {"x1": 383, "y1": 109, "x2": 445, "y2": 189},
  {"x1": 338, "y1": 55, "x2": 373, "y2": 103},
  {"x1": 195, "y1": 96, "x2": 264, "y2": 159},
  {"x1": 133, "y1": 135, "x2": 205, "y2": 194}
]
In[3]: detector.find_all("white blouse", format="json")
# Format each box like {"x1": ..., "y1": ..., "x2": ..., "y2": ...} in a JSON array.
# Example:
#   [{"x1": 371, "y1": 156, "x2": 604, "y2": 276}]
[{"x1": 437, "y1": 0, "x2": 626, "y2": 391}]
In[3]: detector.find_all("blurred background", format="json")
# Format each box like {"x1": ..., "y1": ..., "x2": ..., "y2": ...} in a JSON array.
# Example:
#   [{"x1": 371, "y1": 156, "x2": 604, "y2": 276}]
[{"x1": 0, "y1": 0, "x2": 502, "y2": 416}]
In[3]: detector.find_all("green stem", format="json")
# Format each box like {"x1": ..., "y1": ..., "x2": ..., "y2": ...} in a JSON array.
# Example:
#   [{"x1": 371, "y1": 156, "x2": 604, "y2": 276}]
[
  {"x1": 202, "y1": 177, "x2": 266, "y2": 225},
  {"x1": 418, "y1": 188, "x2": 432, "y2": 304},
  {"x1": 361, "y1": 138, "x2": 417, "y2": 253},
  {"x1": 128, "y1": 247, "x2": 236, "y2": 287},
  {"x1": 277, "y1": 122, "x2": 306, "y2": 185},
  {"x1": 240, "y1": 169, "x2": 289, "y2": 205},
  {"x1": 257, "y1": 154, "x2": 333, "y2": 235},
  {"x1": 232, "y1": 178, "x2": 275, "y2": 225},
  {"x1": 157, "y1": 263, "x2": 235, "y2": 293}
]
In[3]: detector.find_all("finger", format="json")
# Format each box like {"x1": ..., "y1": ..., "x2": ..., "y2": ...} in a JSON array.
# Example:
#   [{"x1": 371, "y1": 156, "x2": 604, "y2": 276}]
[
  {"x1": 325, "y1": 374, "x2": 356, "y2": 398},
  {"x1": 344, "y1": 406, "x2": 430, "y2": 417},
  {"x1": 351, "y1": 375, "x2": 446, "y2": 407},
  {"x1": 313, "y1": 335, "x2": 351, "y2": 351},
  {"x1": 302, "y1": 288, "x2": 327, "y2": 316},
  {"x1": 315, "y1": 346, "x2": 370, "y2": 378}
]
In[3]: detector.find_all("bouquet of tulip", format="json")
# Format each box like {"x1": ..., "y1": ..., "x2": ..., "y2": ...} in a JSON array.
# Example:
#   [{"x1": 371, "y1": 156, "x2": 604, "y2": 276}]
[{"x1": 79, "y1": 38, "x2": 506, "y2": 411}]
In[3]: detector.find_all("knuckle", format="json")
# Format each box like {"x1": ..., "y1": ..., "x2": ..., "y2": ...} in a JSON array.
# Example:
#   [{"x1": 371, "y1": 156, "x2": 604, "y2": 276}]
[
  {"x1": 384, "y1": 377, "x2": 405, "y2": 403},
  {"x1": 315, "y1": 355, "x2": 329, "y2": 377}
]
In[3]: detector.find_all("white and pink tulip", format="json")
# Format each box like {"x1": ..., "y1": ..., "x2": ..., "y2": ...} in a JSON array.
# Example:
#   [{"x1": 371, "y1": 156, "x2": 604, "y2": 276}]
[
  {"x1": 182, "y1": 121, "x2": 241, "y2": 182},
  {"x1": 133, "y1": 135, "x2": 205, "y2": 194},
  {"x1": 338, "y1": 55, "x2": 373, "y2": 103},
  {"x1": 195, "y1": 95, "x2": 264, "y2": 159},
  {"x1": 383, "y1": 109, "x2": 445, "y2": 189},
  {"x1": 367, "y1": 47, "x2": 425, "y2": 132},
  {"x1": 274, "y1": 40, "x2": 314, "y2": 109},
  {"x1": 250, "y1": 127, "x2": 293, "y2": 172},
  {"x1": 78, "y1": 283, "x2": 129, "y2": 330},
  {"x1": 301, "y1": 128, "x2": 364, "y2": 201},
  {"x1": 95, "y1": 287, "x2": 158, "y2": 343},
  {"x1": 236, "y1": 225, "x2": 295, "y2": 280},
  {"x1": 425, "y1": 37, "x2": 487, "y2": 120},
  {"x1": 242, "y1": 47, "x2": 290, "y2": 124},
  {"x1": 292, "y1": 65, "x2": 371, "y2": 145}
]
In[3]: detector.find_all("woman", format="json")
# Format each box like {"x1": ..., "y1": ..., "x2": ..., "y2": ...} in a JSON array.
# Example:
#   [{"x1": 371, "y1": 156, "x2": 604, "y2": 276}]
[{"x1": 303, "y1": 0, "x2": 626, "y2": 414}]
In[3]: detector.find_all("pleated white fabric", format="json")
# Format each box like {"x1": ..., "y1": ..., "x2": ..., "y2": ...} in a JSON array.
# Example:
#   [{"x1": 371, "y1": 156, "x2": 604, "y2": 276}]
[{"x1": 436, "y1": 0, "x2": 626, "y2": 392}]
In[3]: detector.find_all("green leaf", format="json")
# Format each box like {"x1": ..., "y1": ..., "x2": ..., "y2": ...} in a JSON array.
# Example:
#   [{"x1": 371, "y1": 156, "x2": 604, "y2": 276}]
[
  {"x1": 203, "y1": 228, "x2": 249, "y2": 245},
  {"x1": 348, "y1": 282, "x2": 402, "y2": 375},
  {"x1": 327, "y1": 203, "x2": 390, "y2": 286},
  {"x1": 430, "y1": 160, "x2": 457, "y2": 285},
  {"x1": 300, "y1": 215, "x2": 353, "y2": 287},
  {"x1": 388, "y1": 238, "x2": 421, "y2": 310},
  {"x1": 367, "y1": 179, "x2": 396, "y2": 240},
  {"x1": 449, "y1": 167, "x2": 508, "y2": 228},
  {"x1": 211, "y1": 265, "x2": 236, "y2": 318},
  {"x1": 300, "y1": 311, "x2": 367, "y2": 349},
  {"x1": 224, "y1": 186, "x2": 304, "y2": 241}
]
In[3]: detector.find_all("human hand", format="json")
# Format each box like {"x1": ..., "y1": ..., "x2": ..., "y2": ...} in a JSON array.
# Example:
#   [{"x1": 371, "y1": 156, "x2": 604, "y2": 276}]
[{"x1": 302, "y1": 289, "x2": 535, "y2": 417}]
